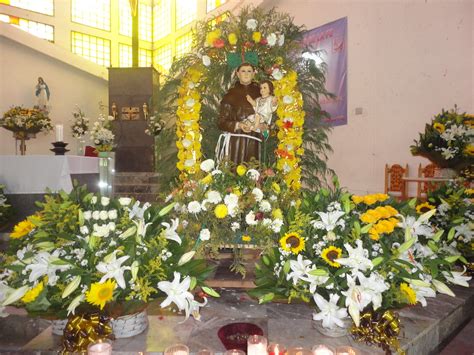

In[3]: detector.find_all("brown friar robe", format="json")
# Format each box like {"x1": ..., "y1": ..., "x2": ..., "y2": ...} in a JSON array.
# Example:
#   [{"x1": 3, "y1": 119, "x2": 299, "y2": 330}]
[{"x1": 218, "y1": 81, "x2": 262, "y2": 164}]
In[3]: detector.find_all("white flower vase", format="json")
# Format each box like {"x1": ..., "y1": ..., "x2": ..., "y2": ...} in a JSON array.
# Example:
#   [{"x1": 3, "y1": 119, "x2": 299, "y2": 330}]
[
  {"x1": 312, "y1": 318, "x2": 353, "y2": 338},
  {"x1": 51, "y1": 310, "x2": 149, "y2": 338}
]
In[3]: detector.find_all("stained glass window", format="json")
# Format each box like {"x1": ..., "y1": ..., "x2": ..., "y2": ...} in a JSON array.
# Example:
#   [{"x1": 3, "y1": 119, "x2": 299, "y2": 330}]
[
  {"x1": 175, "y1": 0, "x2": 196, "y2": 29},
  {"x1": 71, "y1": 31, "x2": 111, "y2": 67},
  {"x1": 153, "y1": 0, "x2": 171, "y2": 41},
  {"x1": 154, "y1": 44, "x2": 172, "y2": 73},
  {"x1": 206, "y1": 0, "x2": 227, "y2": 13},
  {"x1": 175, "y1": 32, "x2": 192, "y2": 59},
  {"x1": 5, "y1": 0, "x2": 53, "y2": 16},
  {"x1": 119, "y1": 44, "x2": 152, "y2": 67},
  {"x1": 71, "y1": 0, "x2": 110, "y2": 31}
]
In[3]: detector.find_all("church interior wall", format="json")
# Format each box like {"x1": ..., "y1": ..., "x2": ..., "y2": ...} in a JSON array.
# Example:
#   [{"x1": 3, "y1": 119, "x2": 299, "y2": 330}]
[{"x1": 263, "y1": 0, "x2": 473, "y2": 195}]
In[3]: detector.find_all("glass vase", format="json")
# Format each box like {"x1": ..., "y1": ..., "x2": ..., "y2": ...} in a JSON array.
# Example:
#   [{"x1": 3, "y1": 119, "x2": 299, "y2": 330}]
[
  {"x1": 312, "y1": 317, "x2": 352, "y2": 338},
  {"x1": 76, "y1": 137, "x2": 86, "y2": 156},
  {"x1": 98, "y1": 151, "x2": 115, "y2": 197}
]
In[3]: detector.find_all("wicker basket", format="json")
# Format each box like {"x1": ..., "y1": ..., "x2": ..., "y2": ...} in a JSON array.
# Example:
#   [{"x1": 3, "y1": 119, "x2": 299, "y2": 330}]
[{"x1": 51, "y1": 310, "x2": 149, "y2": 338}]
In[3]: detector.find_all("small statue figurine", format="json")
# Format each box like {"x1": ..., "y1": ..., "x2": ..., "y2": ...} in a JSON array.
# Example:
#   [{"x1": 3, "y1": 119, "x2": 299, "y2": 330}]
[
  {"x1": 143, "y1": 102, "x2": 148, "y2": 120},
  {"x1": 111, "y1": 102, "x2": 117, "y2": 119},
  {"x1": 245, "y1": 80, "x2": 277, "y2": 140},
  {"x1": 35, "y1": 77, "x2": 50, "y2": 112}
]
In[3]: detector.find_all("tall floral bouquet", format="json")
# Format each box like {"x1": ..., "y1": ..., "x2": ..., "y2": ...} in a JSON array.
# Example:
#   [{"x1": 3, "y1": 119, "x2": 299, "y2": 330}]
[
  {"x1": 168, "y1": 159, "x2": 296, "y2": 275},
  {"x1": 410, "y1": 107, "x2": 474, "y2": 175},
  {"x1": 145, "y1": 115, "x2": 164, "y2": 136},
  {"x1": 70, "y1": 106, "x2": 89, "y2": 139},
  {"x1": 1, "y1": 106, "x2": 52, "y2": 134},
  {"x1": 90, "y1": 113, "x2": 115, "y2": 152},
  {"x1": 250, "y1": 181, "x2": 471, "y2": 353},
  {"x1": 0, "y1": 186, "x2": 215, "y2": 321},
  {"x1": 0, "y1": 185, "x2": 12, "y2": 229}
]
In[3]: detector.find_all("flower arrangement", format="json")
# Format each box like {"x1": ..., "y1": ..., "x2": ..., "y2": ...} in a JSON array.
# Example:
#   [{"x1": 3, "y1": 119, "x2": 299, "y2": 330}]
[
  {"x1": 167, "y1": 159, "x2": 296, "y2": 275},
  {"x1": 0, "y1": 185, "x2": 12, "y2": 229},
  {"x1": 0, "y1": 186, "x2": 215, "y2": 321},
  {"x1": 145, "y1": 114, "x2": 165, "y2": 136},
  {"x1": 411, "y1": 107, "x2": 474, "y2": 174},
  {"x1": 1, "y1": 106, "x2": 52, "y2": 134},
  {"x1": 70, "y1": 106, "x2": 89, "y2": 139},
  {"x1": 90, "y1": 113, "x2": 115, "y2": 152},
  {"x1": 250, "y1": 181, "x2": 471, "y2": 352}
]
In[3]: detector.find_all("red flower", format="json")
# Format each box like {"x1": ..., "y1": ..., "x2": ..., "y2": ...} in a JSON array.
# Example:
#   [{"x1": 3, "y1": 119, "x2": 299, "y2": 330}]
[
  {"x1": 260, "y1": 38, "x2": 268, "y2": 45},
  {"x1": 276, "y1": 149, "x2": 294, "y2": 160},
  {"x1": 255, "y1": 211, "x2": 264, "y2": 221},
  {"x1": 264, "y1": 168, "x2": 275, "y2": 177},
  {"x1": 213, "y1": 38, "x2": 225, "y2": 48},
  {"x1": 244, "y1": 41, "x2": 254, "y2": 48},
  {"x1": 283, "y1": 121, "x2": 294, "y2": 129}
]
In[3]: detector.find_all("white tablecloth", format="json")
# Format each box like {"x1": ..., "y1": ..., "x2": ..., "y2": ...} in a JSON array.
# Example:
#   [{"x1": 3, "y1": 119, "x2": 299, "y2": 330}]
[{"x1": 0, "y1": 155, "x2": 99, "y2": 194}]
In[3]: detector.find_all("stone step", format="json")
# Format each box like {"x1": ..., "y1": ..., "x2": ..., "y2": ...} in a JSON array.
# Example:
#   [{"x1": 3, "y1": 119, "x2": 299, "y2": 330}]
[
  {"x1": 113, "y1": 172, "x2": 161, "y2": 185},
  {"x1": 114, "y1": 183, "x2": 161, "y2": 194}
]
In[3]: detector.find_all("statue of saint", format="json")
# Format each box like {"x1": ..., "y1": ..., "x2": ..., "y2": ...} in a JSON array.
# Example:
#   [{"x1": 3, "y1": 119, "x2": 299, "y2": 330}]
[
  {"x1": 217, "y1": 63, "x2": 266, "y2": 164},
  {"x1": 35, "y1": 77, "x2": 50, "y2": 112}
]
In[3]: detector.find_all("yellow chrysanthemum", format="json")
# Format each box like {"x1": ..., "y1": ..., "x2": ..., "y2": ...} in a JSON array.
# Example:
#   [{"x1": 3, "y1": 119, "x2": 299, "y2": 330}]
[
  {"x1": 10, "y1": 219, "x2": 35, "y2": 239},
  {"x1": 228, "y1": 33, "x2": 237, "y2": 45},
  {"x1": 242, "y1": 235, "x2": 251, "y2": 242},
  {"x1": 416, "y1": 202, "x2": 436, "y2": 214},
  {"x1": 464, "y1": 144, "x2": 474, "y2": 156},
  {"x1": 351, "y1": 195, "x2": 364, "y2": 204},
  {"x1": 321, "y1": 246, "x2": 342, "y2": 267},
  {"x1": 200, "y1": 174, "x2": 212, "y2": 185},
  {"x1": 252, "y1": 31, "x2": 262, "y2": 43},
  {"x1": 86, "y1": 280, "x2": 116, "y2": 310},
  {"x1": 272, "y1": 208, "x2": 283, "y2": 220},
  {"x1": 363, "y1": 195, "x2": 377, "y2": 205},
  {"x1": 369, "y1": 228, "x2": 380, "y2": 241},
  {"x1": 22, "y1": 282, "x2": 44, "y2": 303},
  {"x1": 433, "y1": 122, "x2": 445, "y2": 133},
  {"x1": 400, "y1": 283, "x2": 417, "y2": 305},
  {"x1": 236, "y1": 165, "x2": 247, "y2": 176},
  {"x1": 272, "y1": 182, "x2": 281, "y2": 194},
  {"x1": 279, "y1": 232, "x2": 305, "y2": 254},
  {"x1": 214, "y1": 204, "x2": 228, "y2": 219}
]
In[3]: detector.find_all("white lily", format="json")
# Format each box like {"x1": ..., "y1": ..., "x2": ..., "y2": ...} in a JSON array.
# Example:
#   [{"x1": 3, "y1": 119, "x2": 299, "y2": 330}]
[
  {"x1": 341, "y1": 275, "x2": 370, "y2": 327},
  {"x1": 2, "y1": 285, "x2": 28, "y2": 306},
  {"x1": 397, "y1": 211, "x2": 435, "y2": 239},
  {"x1": 454, "y1": 224, "x2": 473, "y2": 242},
  {"x1": 25, "y1": 252, "x2": 71, "y2": 284},
  {"x1": 0, "y1": 284, "x2": 9, "y2": 317},
  {"x1": 335, "y1": 240, "x2": 372, "y2": 273},
  {"x1": 178, "y1": 251, "x2": 196, "y2": 266},
  {"x1": 442, "y1": 267, "x2": 472, "y2": 287},
  {"x1": 432, "y1": 279, "x2": 455, "y2": 297},
  {"x1": 311, "y1": 210, "x2": 345, "y2": 231},
  {"x1": 133, "y1": 217, "x2": 151, "y2": 238},
  {"x1": 161, "y1": 218, "x2": 182, "y2": 244},
  {"x1": 158, "y1": 272, "x2": 194, "y2": 312},
  {"x1": 96, "y1": 253, "x2": 131, "y2": 289},
  {"x1": 286, "y1": 254, "x2": 313, "y2": 285},
  {"x1": 62, "y1": 276, "x2": 81, "y2": 298},
  {"x1": 128, "y1": 201, "x2": 151, "y2": 219},
  {"x1": 357, "y1": 272, "x2": 389, "y2": 310},
  {"x1": 184, "y1": 296, "x2": 208, "y2": 321},
  {"x1": 67, "y1": 294, "x2": 85, "y2": 315},
  {"x1": 312, "y1": 293, "x2": 348, "y2": 329},
  {"x1": 410, "y1": 283, "x2": 436, "y2": 307}
]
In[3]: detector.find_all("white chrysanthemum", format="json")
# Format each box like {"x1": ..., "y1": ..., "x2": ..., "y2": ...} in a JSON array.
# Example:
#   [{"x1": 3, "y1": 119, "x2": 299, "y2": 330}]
[
  {"x1": 246, "y1": 18, "x2": 258, "y2": 30},
  {"x1": 108, "y1": 209, "x2": 118, "y2": 220},
  {"x1": 92, "y1": 211, "x2": 100, "y2": 220},
  {"x1": 83, "y1": 211, "x2": 92, "y2": 220},
  {"x1": 200, "y1": 159, "x2": 215, "y2": 172},
  {"x1": 224, "y1": 193, "x2": 239, "y2": 207},
  {"x1": 252, "y1": 188, "x2": 264, "y2": 202},
  {"x1": 207, "y1": 190, "x2": 222, "y2": 204},
  {"x1": 272, "y1": 68, "x2": 284, "y2": 80},
  {"x1": 186, "y1": 98, "x2": 195, "y2": 107},
  {"x1": 187, "y1": 201, "x2": 202, "y2": 214},
  {"x1": 118, "y1": 197, "x2": 132, "y2": 206},
  {"x1": 246, "y1": 169, "x2": 260, "y2": 181},
  {"x1": 283, "y1": 95, "x2": 294, "y2": 104},
  {"x1": 246, "y1": 211, "x2": 258, "y2": 225},
  {"x1": 271, "y1": 219, "x2": 283, "y2": 233},
  {"x1": 231, "y1": 222, "x2": 240, "y2": 231},
  {"x1": 267, "y1": 33, "x2": 277, "y2": 46},
  {"x1": 99, "y1": 211, "x2": 108, "y2": 220},
  {"x1": 259, "y1": 200, "x2": 272, "y2": 212},
  {"x1": 101, "y1": 197, "x2": 110, "y2": 206},
  {"x1": 199, "y1": 228, "x2": 211, "y2": 241}
]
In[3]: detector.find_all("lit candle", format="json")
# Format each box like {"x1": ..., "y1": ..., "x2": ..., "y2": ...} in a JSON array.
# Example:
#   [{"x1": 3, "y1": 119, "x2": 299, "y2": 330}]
[
  {"x1": 268, "y1": 343, "x2": 286, "y2": 355},
  {"x1": 335, "y1": 346, "x2": 357, "y2": 355},
  {"x1": 164, "y1": 344, "x2": 190, "y2": 355},
  {"x1": 224, "y1": 350, "x2": 245, "y2": 355},
  {"x1": 247, "y1": 335, "x2": 268, "y2": 355},
  {"x1": 87, "y1": 341, "x2": 112, "y2": 355},
  {"x1": 55, "y1": 124, "x2": 64, "y2": 142},
  {"x1": 312, "y1": 345, "x2": 335, "y2": 355}
]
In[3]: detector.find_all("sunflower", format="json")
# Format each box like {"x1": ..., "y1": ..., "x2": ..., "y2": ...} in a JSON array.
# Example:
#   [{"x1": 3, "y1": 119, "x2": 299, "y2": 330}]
[
  {"x1": 321, "y1": 246, "x2": 342, "y2": 267},
  {"x1": 86, "y1": 280, "x2": 116, "y2": 310},
  {"x1": 416, "y1": 202, "x2": 436, "y2": 214},
  {"x1": 10, "y1": 219, "x2": 35, "y2": 239},
  {"x1": 21, "y1": 282, "x2": 44, "y2": 303},
  {"x1": 433, "y1": 122, "x2": 445, "y2": 133},
  {"x1": 400, "y1": 283, "x2": 417, "y2": 305},
  {"x1": 279, "y1": 232, "x2": 305, "y2": 254}
]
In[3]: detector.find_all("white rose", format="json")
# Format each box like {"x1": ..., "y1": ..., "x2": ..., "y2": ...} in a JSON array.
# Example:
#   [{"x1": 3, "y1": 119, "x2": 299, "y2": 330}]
[
  {"x1": 246, "y1": 18, "x2": 258, "y2": 30},
  {"x1": 101, "y1": 197, "x2": 110, "y2": 206},
  {"x1": 99, "y1": 210, "x2": 108, "y2": 220},
  {"x1": 259, "y1": 200, "x2": 272, "y2": 212},
  {"x1": 224, "y1": 193, "x2": 239, "y2": 208},
  {"x1": 92, "y1": 211, "x2": 100, "y2": 220},
  {"x1": 272, "y1": 219, "x2": 283, "y2": 233},
  {"x1": 199, "y1": 228, "x2": 211, "y2": 241},
  {"x1": 108, "y1": 222, "x2": 116, "y2": 231},
  {"x1": 252, "y1": 188, "x2": 264, "y2": 202},
  {"x1": 246, "y1": 169, "x2": 260, "y2": 181},
  {"x1": 207, "y1": 190, "x2": 222, "y2": 204},
  {"x1": 119, "y1": 197, "x2": 132, "y2": 206},
  {"x1": 246, "y1": 211, "x2": 258, "y2": 225},
  {"x1": 200, "y1": 159, "x2": 215, "y2": 172},
  {"x1": 80, "y1": 226, "x2": 89, "y2": 235},
  {"x1": 108, "y1": 209, "x2": 118, "y2": 220},
  {"x1": 91, "y1": 196, "x2": 97, "y2": 204},
  {"x1": 83, "y1": 211, "x2": 92, "y2": 220},
  {"x1": 202, "y1": 55, "x2": 211, "y2": 67},
  {"x1": 267, "y1": 33, "x2": 277, "y2": 46}
]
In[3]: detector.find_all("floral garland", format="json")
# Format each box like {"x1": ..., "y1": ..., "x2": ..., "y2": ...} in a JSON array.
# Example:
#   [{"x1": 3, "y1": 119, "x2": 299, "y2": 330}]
[
  {"x1": 176, "y1": 65, "x2": 204, "y2": 180},
  {"x1": 274, "y1": 70, "x2": 305, "y2": 190}
]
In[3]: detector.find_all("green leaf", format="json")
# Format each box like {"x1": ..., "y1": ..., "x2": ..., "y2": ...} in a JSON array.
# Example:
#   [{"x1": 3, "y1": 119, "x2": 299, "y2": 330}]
[
  {"x1": 158, "y1": 202, "x2": 176, "y2": 217},
  {"x1": 427, "y1": 240, "x2": 439, "y2": 252},
  {"x1": 189, "y1": 277, "x2": 197, "y2": 290},
  {"x1": 432, "y1": 230, "x2": 444, "y2": 242},
  {"x1": 371, "y1": 257, "x2": 384, "y2": 267},
  {"x1": 445, "y1": 255, "x2": 460, "y2": 263},
  {"x1": 308, "y1": 269, "x2": 328, "y2": 276},
  {"x1": 447, "y1": 227, "x2": 456, "y2": 241},
  {"x1": 398, "y1": 237, "x2": 416, "y2": 254},
  {"x1": 360, "y1": 223, "x2": 373, "y2": 234},
  {"x1": 283, "y1": 260, "x2": 291, "y2": 274},
  {"x1": 262, "y1": 255, "x2": 271, "y2": 266},
  {"x1": 408, "y1": 198, "x2": 417, "y2": 208},
  {"x1": 259, "y1": 292, "x2": 275, "y2": 304},
  {"x1": 201, "y1": 286, "x2": 220, "y2": 298}
]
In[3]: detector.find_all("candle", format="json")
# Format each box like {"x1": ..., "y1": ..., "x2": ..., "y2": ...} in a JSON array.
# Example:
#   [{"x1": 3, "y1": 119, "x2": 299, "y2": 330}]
[
  {"x1": 55, "y1": 124, "x2": 63, "y2": 142},
  {"x1": 164, "y1": 344, "x2": 190, "y2": 355},
  {"x1": 287, "y1": 347, "x2": 312, "y2": 355},
  {"x1": 268, "y1": 343, "x2": 286, "y2": 355},
  {"x1": 224, "y1": 350, "x2": 245, "y2": 355},
  {"x1": 335, "y1": 346, "x2": 357, "y2": 355},
  {"x1": 312, "y1": 345, "x2": 335, "y2": 355},
  {"x1": 247, "y1": 335, "x2": 268, "y2": 355},
  {"x1": 87, "y1": 340, "x2": 112, "y2": 355}
]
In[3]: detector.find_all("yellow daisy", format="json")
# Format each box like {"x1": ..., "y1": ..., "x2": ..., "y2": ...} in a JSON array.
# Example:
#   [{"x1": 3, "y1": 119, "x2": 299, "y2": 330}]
[
  {"x1": 10, "y1": 219, "x2": 35, "y2": 239},
  {"x1": 86, "y1": 280, "x2": 116, "y2": 310},
  {"x1": 236, "y1": 165, "x2": 247, "y2": 176},
  {"x1": 416, "y1": 202, "x2": 436, "y2": 214},
  {"x1": 279, "y1": 232, "x2": 305, "y2": 254},
  {"x1": 351, "y1": 195, "x2": 364, "y2": 204},
  {"x1": 400, "y1": 283, "x2": 417, "y2": 305},
  {"x1": 433, "y1": 122, "x2": 445, "y2": 133},
  {"x1": 214, "y1": 204, "x2": 228, "y2": 219},
  {"x1": 22, "y1": 282, "x2": 44, "y2": 304},
  {"x1": 321, "y1": 246, "x2": 342, "y2": 267}
]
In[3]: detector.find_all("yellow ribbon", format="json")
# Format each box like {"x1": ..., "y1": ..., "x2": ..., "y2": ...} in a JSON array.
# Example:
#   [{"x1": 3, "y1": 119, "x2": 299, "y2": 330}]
[
  {"x1": 61, "y1": 313, "x2": 113, "y2": 353},
  {"x1": 351, "y1": 310, "x2": 405, "y2": 355}
]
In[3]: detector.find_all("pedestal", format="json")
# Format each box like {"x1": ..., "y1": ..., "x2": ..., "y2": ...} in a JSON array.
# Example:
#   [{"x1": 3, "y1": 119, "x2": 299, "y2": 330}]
[
  {"x1": 13, "y1": 131, "x2": 36, "y2": 155},
  {"x1": 50, "y1": 141, "x2": 69, "y2": 155}
]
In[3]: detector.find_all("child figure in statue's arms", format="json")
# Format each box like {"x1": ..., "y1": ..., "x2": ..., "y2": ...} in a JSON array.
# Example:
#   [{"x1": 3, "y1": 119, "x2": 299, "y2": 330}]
[{"x1": 245, "y1": 80, "x2": 278, "y2": 139}]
